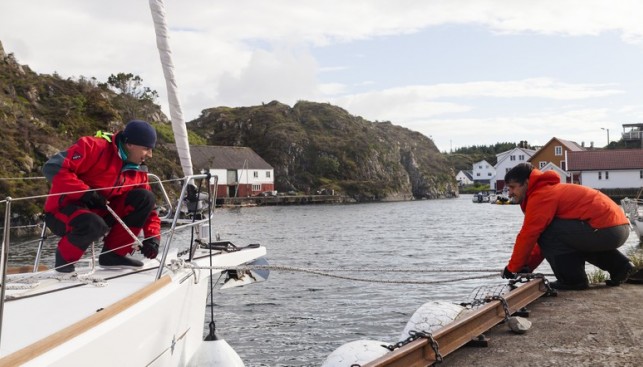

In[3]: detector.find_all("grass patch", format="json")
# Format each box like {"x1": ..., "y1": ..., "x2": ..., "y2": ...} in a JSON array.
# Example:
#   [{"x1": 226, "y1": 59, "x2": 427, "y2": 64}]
[{"x1": 587, "y1": 269, "x2": 608, "y2": 284}]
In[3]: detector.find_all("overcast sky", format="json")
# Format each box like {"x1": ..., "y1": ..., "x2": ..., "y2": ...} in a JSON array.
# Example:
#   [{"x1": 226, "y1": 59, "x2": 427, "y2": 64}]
[{"x1": 2, "y1": 0, "x2": 642, "y2": 152}]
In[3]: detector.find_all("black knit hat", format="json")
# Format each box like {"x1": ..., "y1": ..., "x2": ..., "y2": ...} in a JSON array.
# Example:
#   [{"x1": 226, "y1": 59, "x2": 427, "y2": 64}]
[{"x1": 122, "y1": 120, "x2": 157, "y2": 148}]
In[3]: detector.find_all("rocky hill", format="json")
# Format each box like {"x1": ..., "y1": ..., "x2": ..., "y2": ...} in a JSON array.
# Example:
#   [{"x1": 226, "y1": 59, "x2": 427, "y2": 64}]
[
  {"x1": 0, "y1": 40, "x2": 456, "y2": 223},
  {"x1": 191, "y1": 100, "x2": 456, "y2": 200}
]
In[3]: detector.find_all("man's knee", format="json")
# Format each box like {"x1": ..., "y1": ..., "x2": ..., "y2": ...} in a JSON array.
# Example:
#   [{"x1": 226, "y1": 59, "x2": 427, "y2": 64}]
[
  {"x1": 68, "y1": 212, "x2": 109, "y2": 244},
  {"x1": 126, "y1": 189, "x2": 156, "y2": 211}
]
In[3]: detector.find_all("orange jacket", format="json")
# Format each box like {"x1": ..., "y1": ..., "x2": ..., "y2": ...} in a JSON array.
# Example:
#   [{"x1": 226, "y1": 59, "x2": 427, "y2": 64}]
[{"x1": 507, "y1": 169, "x2": 628, "y2": 272}]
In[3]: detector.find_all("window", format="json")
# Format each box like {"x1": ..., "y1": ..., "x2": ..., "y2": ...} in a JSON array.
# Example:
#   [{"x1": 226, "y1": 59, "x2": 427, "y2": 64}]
[
  {"x1": 510, "y1": 155, "x2": 516, "y2": 161},
  {"x1": 598, "y1": 172, "x2": 602, "y2": 180},
  {"x1": 252, "y1": 184, "x2": 261, "y2": 191},
  {"x1": 518, "y1": 154, "x2": 525, "y2": 160},
  {"x1": 476, "y1": 173, "x2": 481, "y2": 177},
  {"x1": 539, "y1": 161, "x2": 547, "y2": 169},
  {"x1": 478, "y1": 165, "x2": 482, "y2": 169},
  {"x1": 641, "y1": 170, "x2": 643, "y2": 179},
  {"x1": 253, "y1": 171, "x2": 259, "y2": 178},
  {"x1": 266, "y1": 171, "x2": 271, "y2": 178},
  {"x1": 487, "y1": 172, "x2": 492, "y2": 176},
  {"x1": 605, "y1": 171, "x2": 609, "y2": 179},
  {"x1": 561, "y1": 161, "x2": 566, "y2": 170},
  {"x1": 554, "y1": 146, "x2": 563, "y2": 156}
]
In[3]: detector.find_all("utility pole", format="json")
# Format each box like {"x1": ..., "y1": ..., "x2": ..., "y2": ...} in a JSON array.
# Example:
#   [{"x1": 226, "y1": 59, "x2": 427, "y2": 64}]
[{"x1": 601, "y1": 127, "x2": 610, "y2": 146}]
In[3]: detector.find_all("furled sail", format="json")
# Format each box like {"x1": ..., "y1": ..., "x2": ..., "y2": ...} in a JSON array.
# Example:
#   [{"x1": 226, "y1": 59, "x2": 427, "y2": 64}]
[{"x1": 148, "y1": 0, "x2": 193, "y2": 177}]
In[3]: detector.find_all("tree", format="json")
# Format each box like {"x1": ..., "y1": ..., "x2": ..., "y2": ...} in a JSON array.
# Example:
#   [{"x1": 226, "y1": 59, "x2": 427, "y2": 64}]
[{"x1": 105, "y1": 73, "x2": 158, "y2": 102}]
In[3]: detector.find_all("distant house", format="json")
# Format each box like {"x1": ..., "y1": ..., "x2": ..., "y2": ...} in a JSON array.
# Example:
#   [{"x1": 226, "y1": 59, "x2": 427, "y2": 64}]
[
  {"x1": 491, "y1": 147, "x2": 536, "y2": 192},
  {"x1": 528, "y1": 137, "x2": 585, "y2": 182},
  {"x1": 472, "y1": 160, "x2": 495, "y2": 185},
  {"x1": 188, "y1": 145, "x2": 275, "y2": 197},
  {"x1": 540, "y1": 162, "x2": 569, "y2": 184},
  {"x1": 567, "y1": 149, "x2": 643, "y2": 190},
  {"x1": 456, "y1": 170, "x2": 473, "y2": 186}
]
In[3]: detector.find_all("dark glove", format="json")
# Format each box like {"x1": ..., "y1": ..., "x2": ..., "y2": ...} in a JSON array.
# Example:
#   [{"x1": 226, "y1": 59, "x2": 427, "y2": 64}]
[
  {"x1": 502, "y1": 266, "x2": 517, "y2": 279},
  {"x1": 141, "y1": 237, "x2": 160, "y2": 259},
  {"x1": 81, "y1": 191, "x2": 107, "y2": 209}
]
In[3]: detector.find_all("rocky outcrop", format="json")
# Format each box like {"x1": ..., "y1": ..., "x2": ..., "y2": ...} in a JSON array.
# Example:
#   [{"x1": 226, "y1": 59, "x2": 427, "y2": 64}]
[{"x1": 192, "y1": 100, "x2": 458, "y2": 201}]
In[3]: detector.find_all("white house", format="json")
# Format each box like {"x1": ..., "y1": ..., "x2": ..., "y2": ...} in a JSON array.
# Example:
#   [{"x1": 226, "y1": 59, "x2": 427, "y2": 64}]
[
  {"x1": 540, "y1": 162, "x2": 569, "y2": 184},
  {"x1": 188, "y1": 145, "x2": 275, "y2": 197},
  {"x1": 491, "y1": 147, "x2": 536, "y2": 192},
  {"x1": 455, "y1": 170, "x2": 473, "y2": 186},
  {"x1": 567, "y1": 149, "x2": 643, "y2": 189},
  {"x1": 472, "y1": 160, "x2": 495, "y2": 184}
]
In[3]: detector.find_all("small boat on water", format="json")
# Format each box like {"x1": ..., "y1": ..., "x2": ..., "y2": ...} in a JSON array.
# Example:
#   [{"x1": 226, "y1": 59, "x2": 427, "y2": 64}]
[
  {"x1": 472, "y1": 192, "x2": 491, "y2": 203},
  {"x1": 621, "y1": 196, "x2": 643, "y2": 242}
]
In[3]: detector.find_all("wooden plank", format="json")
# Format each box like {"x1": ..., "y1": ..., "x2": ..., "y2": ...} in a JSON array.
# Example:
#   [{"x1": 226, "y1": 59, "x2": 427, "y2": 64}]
[
  {"x1": 364, "y1": 278, "x2": 547, "y2": 367},
  {"x1": 6, "y1": 265, "x2": 49, "y2": 274},
  {"x1": 0, "y1": 275, "x2": 172, "y2": 366}
]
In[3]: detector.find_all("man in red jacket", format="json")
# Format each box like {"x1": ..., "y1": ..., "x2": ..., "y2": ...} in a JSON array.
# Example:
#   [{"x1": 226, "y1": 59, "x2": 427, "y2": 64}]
[
  {"x1": 43, "y1": 120, "x2": 161, "y2": 273},
  {"x1": 501, "y1": 163, "x2": 635, "y2": 290}
]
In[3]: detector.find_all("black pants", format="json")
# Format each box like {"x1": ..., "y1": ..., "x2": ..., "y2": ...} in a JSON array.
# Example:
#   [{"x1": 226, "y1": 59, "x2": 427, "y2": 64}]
[{"x1": 538, "y1": 218, "x2": 630, "y2": 283}]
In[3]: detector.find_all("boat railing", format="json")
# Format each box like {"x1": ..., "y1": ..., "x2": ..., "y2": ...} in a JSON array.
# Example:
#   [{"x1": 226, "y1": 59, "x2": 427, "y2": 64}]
[{"x1": 154, "y1": 173, "x2": 216, "y2": 279}]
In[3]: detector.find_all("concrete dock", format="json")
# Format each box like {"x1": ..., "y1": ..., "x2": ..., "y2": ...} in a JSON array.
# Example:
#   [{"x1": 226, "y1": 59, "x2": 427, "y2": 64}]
[{"x1": 441, "y1": 282, "x2": 643, "y2": 366}]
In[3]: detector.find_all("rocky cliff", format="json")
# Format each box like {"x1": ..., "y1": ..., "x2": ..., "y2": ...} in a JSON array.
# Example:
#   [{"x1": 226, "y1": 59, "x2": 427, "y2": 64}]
[{"x1": 191, "y1": 100, "x2": 457, "y2": 200}]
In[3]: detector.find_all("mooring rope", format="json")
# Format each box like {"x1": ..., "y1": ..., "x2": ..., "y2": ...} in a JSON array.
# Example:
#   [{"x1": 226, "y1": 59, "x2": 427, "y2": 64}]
[{"x1": 189, "y1": 264, "x2": 504, "y2": 285}]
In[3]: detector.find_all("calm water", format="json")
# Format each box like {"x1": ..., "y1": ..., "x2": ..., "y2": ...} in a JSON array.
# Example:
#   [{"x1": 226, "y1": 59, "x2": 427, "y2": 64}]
[
  {"x1": 6, "y1": 195, "x2": 639, "y2": 366},
  {"x1": 208, "y1": 195, "x2": 640, "y2": 367}
]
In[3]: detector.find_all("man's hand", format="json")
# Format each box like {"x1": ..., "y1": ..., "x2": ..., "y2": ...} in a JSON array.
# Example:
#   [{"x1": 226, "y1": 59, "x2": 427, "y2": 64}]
[
  {"x1": 141, "y1": 237, "x2": 160, "y2": 259},
  {"x1": 81, "y1": 191, "x2": 107, "y2": 209},
  {"x1": 501, "y1": 266, "x2": 517, "y2": 279}
]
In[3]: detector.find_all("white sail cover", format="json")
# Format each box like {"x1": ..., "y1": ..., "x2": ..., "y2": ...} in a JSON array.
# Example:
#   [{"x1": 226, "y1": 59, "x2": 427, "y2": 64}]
[{"x1": 149, "y1": 0, "x2": 193, "y2": 176}]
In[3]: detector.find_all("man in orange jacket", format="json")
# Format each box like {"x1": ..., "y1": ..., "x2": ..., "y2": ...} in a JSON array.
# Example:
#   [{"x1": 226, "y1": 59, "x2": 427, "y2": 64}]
[{"x1": 501, "y1": 163, "x2": 635, "y2": 290}]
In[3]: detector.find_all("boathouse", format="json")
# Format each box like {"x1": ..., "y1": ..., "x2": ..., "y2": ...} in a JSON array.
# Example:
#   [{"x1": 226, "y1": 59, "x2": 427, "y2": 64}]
[
  {"x1": 188, "y1": 145, "x2": 275, "y2": 198},
  {"x1": 566, "y1": 149, "x2": 643, "y2": 190}
]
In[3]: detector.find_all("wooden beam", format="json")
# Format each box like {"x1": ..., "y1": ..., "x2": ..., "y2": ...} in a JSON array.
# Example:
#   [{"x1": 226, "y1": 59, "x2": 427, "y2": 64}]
[{"x1": 364, "y1": 278, "x2": 547, "y2": 367}]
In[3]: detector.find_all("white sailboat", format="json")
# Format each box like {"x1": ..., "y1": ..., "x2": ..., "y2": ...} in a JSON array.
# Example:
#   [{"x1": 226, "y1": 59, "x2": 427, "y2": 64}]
[{"x1": 0, "y1": 1, "x2": 267, "y2": 365}]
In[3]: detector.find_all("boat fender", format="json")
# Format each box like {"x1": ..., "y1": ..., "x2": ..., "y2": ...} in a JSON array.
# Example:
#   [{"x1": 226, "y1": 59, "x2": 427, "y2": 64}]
[
  {"x1": 187, "y1": 339, "x2": 245, "y2": 367},
  {"x1": 321, "y1": 339, "x2": 390, "y2": 367},
  {"x1": 399, "y1": 301, "x2": 466, "y2": 341}
]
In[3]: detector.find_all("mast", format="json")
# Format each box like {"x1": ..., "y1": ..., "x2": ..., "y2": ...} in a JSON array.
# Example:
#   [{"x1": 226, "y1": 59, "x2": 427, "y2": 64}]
[{"x1": 148, "y1": 0, "x2": 193, "y2": 177}]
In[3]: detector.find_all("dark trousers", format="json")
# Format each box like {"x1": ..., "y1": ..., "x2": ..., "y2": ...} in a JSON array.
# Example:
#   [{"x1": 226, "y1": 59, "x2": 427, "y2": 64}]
[
  {"x1": 45, "y1": 189, "x2": 155, "y2": 262},
  {"x1": 538, "y1": 218, "x2": 630, "y2": 283}
]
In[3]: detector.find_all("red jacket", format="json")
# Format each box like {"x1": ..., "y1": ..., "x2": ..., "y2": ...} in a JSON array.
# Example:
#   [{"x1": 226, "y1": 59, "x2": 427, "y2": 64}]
[
  {"x1": 507, "y1": 169, "x2": 628, "y2": 272},
  {"x1": 43, "y1": 132, "x2": 160, "y2": 237}
]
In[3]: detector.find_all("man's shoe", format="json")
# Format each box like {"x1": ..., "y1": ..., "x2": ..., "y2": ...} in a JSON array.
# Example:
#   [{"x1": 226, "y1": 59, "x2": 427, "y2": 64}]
[
  {"x1": 99, "y1": 251, "x2": 144, "y2": 268},
  {"x1": 55, "y1": 250, "x2": 75, "y2": 273},
  {"x1": 606, "y1": 262, "x2": 636, "y2": 287},
  {"x1": 550, "y1": 280, "x2": 589, "y2": 291}
]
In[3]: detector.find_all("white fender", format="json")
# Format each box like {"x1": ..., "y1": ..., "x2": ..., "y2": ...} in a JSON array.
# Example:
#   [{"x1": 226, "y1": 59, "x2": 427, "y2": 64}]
[
  {"x1": 188, "y1": 339, "x2": 245, "y2": 367},
  {"x1": 321, "y1": 339, "x2": 390, "y2": 367},
  {"x1": 399, "y1": 301, "x2": 466, "y2": 341}
]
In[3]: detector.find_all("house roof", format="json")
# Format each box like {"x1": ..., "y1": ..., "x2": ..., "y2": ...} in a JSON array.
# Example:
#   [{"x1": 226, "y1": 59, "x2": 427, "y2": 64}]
[
  {"x1": 169, "y1": 145, "x2": 273, "y2": 170},
  {"x1": 557, "y1": 138, "x2": 585, "y2": 151},
  {"x1": 567, "y1": 149, "x2": 643, "y2": 170},
  {"x1": 457, "y1": 170, "x2": 473, "y2": 180},
  {"x1": 495, "y1": 147, "x2": 536, "y2": 167}
]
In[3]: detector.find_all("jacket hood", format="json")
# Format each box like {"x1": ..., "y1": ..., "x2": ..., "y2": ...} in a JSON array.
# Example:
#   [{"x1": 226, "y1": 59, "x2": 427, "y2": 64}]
[{"x1": 520, "y1": 169, "x2": 560, "y2": 212}]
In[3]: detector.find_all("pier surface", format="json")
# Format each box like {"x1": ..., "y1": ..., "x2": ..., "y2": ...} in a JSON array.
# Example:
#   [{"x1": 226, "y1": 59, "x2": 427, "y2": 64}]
[{"x1": 442, "y1": 283, "x2": 643, "y2": 366}]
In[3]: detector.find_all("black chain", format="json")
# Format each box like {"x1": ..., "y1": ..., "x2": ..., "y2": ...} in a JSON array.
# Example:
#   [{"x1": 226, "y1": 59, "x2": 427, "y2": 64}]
[
  {"x1": 489, "y1": 295, "x2": 511, "y2": 322},
  {"x1": 383, "y1": 330, "x2": 443, "y2": 364}
]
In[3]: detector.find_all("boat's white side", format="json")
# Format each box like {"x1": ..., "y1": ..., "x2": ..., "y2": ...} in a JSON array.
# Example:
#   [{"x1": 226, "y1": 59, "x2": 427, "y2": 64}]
[{"x1": 0, "y1": 246, "x2": 265, "y2": 366}]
